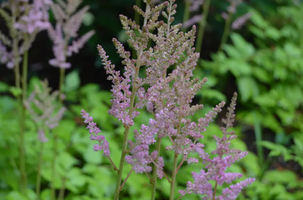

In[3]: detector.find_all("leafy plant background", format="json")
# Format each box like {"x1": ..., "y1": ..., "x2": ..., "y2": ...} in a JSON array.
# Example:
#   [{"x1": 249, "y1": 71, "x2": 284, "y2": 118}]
[{"x1": 0, "y1": 0, "x2": 302, "y2": 199}]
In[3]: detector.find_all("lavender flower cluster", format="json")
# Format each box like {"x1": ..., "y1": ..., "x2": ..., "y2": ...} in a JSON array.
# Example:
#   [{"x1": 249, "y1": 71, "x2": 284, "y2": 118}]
[
  {"x1": 0, "y1": 0, "x2": 94, "y2": 70},
  {"x1": 81, "y1": 0, "x2": 255, "y2": 199}
]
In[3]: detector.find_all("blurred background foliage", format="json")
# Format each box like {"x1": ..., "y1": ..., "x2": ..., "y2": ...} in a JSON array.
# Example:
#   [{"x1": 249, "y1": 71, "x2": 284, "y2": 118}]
[{"x1": 0, "y1": 0, "x2": 303, "y2": 199}]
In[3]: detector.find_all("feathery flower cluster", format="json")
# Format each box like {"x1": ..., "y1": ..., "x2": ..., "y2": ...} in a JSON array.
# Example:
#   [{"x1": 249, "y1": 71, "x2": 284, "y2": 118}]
[
  {"x1": 83, "y1": 0, "x2": 254, "y2": 198},
  {"x1": 81, "y1": 109, "x2": 110, "y2": 156},
  {"x1": 48, "y1": 0, "x2": 95, "y2": 68},
  {"x1": 221, "y1": 0, "x2": 251, "y2": 30},
  {"x1": 0, "y1": 0, "x2": 50, "y2": 69},
  {"x1": 14, "y1": 0, "x2": 51, "y2": 34},
  {"x1": 179, "y1": 93, "x2": 255, "y2": 199},
  {"x1": 24, "y1": 80, "x2": 66, "y2": 142}
]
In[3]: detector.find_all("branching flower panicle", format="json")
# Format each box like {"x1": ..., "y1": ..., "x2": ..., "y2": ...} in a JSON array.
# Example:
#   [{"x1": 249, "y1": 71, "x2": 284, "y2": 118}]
[
  {"x1": 48, "y1": 0, "x2": 95, "y2": 68},
  {"x1": 0, "y1": 0, "x2": 51, "y2": 69},
  {"x1": 24, "y1": 79, "x2": 66, "y2": 142}
]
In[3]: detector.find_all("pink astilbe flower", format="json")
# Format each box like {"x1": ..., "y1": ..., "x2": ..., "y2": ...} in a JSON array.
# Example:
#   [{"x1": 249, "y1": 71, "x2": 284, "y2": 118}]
[
  {"x1": 180, "y1": 93, "x2": 255, "y2": 199},
  {"x1": 97, "y1": 44, "x2": 135, "y2": 127},
  {"x1": 0, "y1": 0, "x2": 50, "y2": 69},
  {"x1": 14, "y1": 0, "x2": 51, "y2": 34},
  {"x1": 231, "y1": 12, "x2": 251, "y2": 30},
  {"x1": 48, "y1": 0, "x2": 95, "y2": 68},
  {"x1": 81, "y1": 109, "x2": 110, "y2": 156}
]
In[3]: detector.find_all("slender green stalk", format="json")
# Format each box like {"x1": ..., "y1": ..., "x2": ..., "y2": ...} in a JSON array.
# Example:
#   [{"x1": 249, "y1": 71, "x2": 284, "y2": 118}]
[
  {"x1": 59, "y1": 68, "x2": 65, "y2": 104},
  {"x1": 51, "y1": 67, "x2": 66, "y2": 200},
  {"x1": 182, "y1": 0, "x2": 191, "y2": 32},
  {"x1": 254, "y1": 113, "x2": 263, "y2": 166},
  {"x1": 36, "y1": 142, "x2": 44, "y2": 200},
  {"x1": 22, "y1": 50, "x2": 28, "y2": 98},
  {"x1": 195, "y1": 0, "x2": 210, "y2": 53},
  {"x1": 254, "y1": 111, "x2": 269, "y2": 181},
  {"x1": 114, "y1": 3, "x2": 150, "y2": 199},
  {"x1": 58, "y1": 177, "x2": 66, "y2": 200},
  {"x1": 51, "y1": 130, "x2": 57, "y2": 200},
  {"x1": 169, "y1": 153, "x2": 178, "y2": 200},
  {"x1": 219, "y1": 11, "x2": 233, "y2": 51},
  {"x1": 12, "y1": 27, "x2": 27, "y2": 196}
]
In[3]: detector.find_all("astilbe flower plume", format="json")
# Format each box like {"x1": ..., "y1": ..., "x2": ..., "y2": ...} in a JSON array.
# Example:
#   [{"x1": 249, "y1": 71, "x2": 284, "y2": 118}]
[
  {"x1": 83, "y1": 0, "x2": 254, "y2": 199},
  {"x1": 48, "y1": 0, "x2": 95, "y2": 68},
  {"x1": 179, "y1": 93, "x2": 255, "y2": 199},
  {"x1": 24, "y1": 79, "x2": 66, "y2": 142},
  {"x1": 0, "y1": 0, "x2": 51, "y2": 69}
]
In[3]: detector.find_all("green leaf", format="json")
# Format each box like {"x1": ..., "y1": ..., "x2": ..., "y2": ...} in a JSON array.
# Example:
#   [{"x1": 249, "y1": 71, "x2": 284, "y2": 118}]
[
  {"x1": 65, "y1": 167, "x2": 88, "y2": 193},
  {"x1": 0, "y1": 82, "x2": 9, "y2": 92},
  {"x1": 237, "y1": 77, "x2": 259, "y2": 102},
  {"x1": 249, "y1": 26, "x2": 265, "y2": 38},
  {"x1": 250, "y1": 10, "x2": 268, "y2": 29},
  {"x1": 252, "y1": 67, "x2": 270, "y2": 83},
  {"x1": 253, "y1": 93, "x2": 276, "y2": 107},
  {"x1": 6, "y1": 191, "x2": 28, "y2": 200},
  {"x1": 230, "y1": 33, "x2": 255, "y2": 57},
  {"x1": 265, "y1": 27, "x2": 280, "y2": 40},
  {"x1": 58, "y1": 152, "x2": 78, "y2": 171},
  {"x1": 65, "y1": 70, "x2": 80, "y2": 93},
  {"x1": 284, "y1": 42, "x2": 301, "y2": 57},
  {"x1": 197, "y1": 89, "x2": 226, "y2": 102},
  {"x1": 9, "y1": 86, "x2": 22, "y2": 97},
  {"x1": 264, "y1": 170, "x2": 297, "y2": 185},
  {"x1": 83, "y1": 145, "x2": 103, "y2": 164},
  {"x1": 56, "y1": 119, "x2": 76, "y2": 141},
  {"x1": 83, "y1": 12, "x2": 95, "y2": 26}
]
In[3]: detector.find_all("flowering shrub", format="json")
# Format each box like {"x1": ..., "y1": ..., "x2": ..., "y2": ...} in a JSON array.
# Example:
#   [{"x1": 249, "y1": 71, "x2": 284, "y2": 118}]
[{"x1": 81, "y1": 0, "x2": 254, "y2": 199}]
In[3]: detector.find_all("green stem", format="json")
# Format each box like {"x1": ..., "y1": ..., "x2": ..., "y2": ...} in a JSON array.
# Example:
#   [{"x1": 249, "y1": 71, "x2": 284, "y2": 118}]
[
  {"x1": 51, "y1": 130, "x2": 57, "y2": 200},
  {"x1": 182, "y1": 0, "x2": 191, "y2": 32},
  {"x1": 195, "y1": 0, "x2": 210, "y2": 53},
  {"x1": 254, "y1": 111, "x2": 266, "y2": 180},
  {"x1": 58, "y1": 177, "x2": 66, "y2": 200},
  {"x1": 51, "y1": 67, "x2": 66, "y2": 200},
  {"x1": 59, "y1": 68, "x2": 65, "y2": 104},
  {"x1": 219, "y1": 11, "x2": 233, "y2": 51},
  {"x1": 169, "y1": 153, "x2": 178, "y2": 200},
  {"x1": 13, "y1": 34, "x2": 27, "y2": 196},
  {"x1": 36, "y1": 142, "x2": 44, "y2": 200}
]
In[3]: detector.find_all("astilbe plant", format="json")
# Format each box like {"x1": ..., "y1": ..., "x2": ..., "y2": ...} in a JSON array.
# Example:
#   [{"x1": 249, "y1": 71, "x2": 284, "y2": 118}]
[
  {"x1": 81, "y1": 0, "x2": 254, "y2": 199},
  {"x1": 23, "y1": 79, "x2": 65, "y2": 198}
]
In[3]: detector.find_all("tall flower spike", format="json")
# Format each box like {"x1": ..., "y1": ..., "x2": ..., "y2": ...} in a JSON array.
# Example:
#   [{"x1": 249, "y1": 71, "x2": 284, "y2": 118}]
[
  {"x1": 0, "y1": 0, "x2": 51, "y2": 69},
  {"x1": 24, "y1": 79, "x2": 66, "y2": 142},
  {"x1": 48, "y1": 0, "x2": 95, "y2": 68}
]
